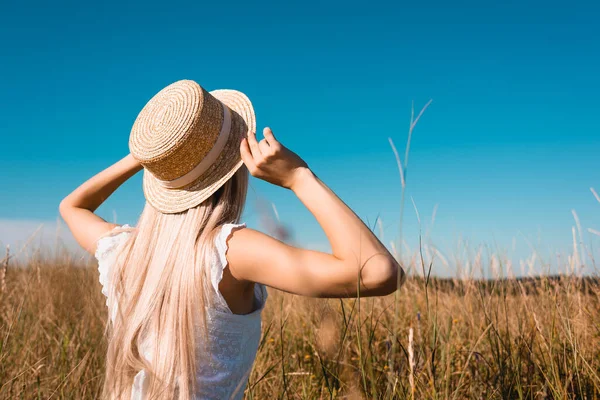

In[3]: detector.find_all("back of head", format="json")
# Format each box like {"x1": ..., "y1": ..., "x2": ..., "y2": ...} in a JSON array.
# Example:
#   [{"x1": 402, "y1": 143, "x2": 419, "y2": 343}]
[
  {"x1": 102, "y1": 166, "x2": 248, "y2": 399},
  {"x1": 102, "y1": 80, "x2": 255, "y2": 399}
]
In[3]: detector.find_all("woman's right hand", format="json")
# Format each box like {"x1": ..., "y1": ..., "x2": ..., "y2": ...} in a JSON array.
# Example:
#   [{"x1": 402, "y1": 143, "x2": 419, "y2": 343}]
[
  {"x1": 230, "y1": 127, "x2": 402, "y2": 299},
  {"x1": 240, "y1": 127, "x2": 309, "y2": 190}
]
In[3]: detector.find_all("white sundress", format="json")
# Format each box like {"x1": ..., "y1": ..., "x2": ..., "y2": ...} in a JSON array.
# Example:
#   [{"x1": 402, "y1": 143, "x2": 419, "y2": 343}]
[{"x1": 95, "y1": 223, "x2": 268, "y2": 400}]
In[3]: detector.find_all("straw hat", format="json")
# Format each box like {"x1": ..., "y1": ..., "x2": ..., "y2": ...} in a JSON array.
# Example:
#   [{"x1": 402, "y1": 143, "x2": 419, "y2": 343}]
[{"x1": 129, "y1": 80, "x2": 255, "y2": 214}]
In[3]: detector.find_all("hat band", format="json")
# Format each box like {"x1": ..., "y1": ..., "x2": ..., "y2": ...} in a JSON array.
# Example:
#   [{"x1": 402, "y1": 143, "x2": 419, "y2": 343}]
[{"x1": 157, "y1": 103, "x2": 232, "y2": 189}]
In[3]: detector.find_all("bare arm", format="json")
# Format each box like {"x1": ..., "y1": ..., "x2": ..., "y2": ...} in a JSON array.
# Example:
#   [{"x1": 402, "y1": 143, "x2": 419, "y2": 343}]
[
  {"x1": 227, "y1": 128, "x2": 405, "y2": 298},
  {"x1": 59, "y1": 155, "x2": 142, "y2": 254}
]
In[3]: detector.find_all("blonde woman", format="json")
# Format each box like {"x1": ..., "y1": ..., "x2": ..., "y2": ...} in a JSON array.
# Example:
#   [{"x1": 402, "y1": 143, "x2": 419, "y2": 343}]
[{"x1": 60, "y1": 80, "x2": 404, "y2": 400}]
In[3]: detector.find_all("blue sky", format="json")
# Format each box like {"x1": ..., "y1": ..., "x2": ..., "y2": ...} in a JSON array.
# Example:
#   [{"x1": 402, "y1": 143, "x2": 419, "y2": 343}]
[{"x1": 1, "y1": 0, "x2": 599, "y2": 275}]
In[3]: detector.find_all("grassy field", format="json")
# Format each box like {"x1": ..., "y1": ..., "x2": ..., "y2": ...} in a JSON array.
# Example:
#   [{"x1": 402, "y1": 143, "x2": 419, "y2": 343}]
[
  {"x1": 1, "y1": 249, "x2": 599, "y2": 399},
  {"x1": 2, "y1": 111, "x2": 599, "y2": 399}
]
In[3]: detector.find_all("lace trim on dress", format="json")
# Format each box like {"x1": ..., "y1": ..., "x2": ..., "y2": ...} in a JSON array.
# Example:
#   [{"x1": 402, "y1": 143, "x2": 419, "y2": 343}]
[
  {"x1": 211, "y1": 223, "x2": 247, "y2": 312},
  {"x1": 94, "y1": 224, "x2": 132, "y2": 310}
]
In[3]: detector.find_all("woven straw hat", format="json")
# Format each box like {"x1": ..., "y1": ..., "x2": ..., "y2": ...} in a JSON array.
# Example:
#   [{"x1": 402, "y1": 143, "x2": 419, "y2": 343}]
[{"x1": 129, "y1": 80, "x2": 255, "y2": 214}]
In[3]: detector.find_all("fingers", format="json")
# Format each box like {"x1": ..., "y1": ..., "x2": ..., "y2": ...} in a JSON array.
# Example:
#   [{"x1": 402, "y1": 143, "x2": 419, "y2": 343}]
[
  {"x1": 241, "y1": 127, "x2": 281, "y2": 177},
  {"x1": 258, "y1": 139, "x2": 270, "y2": 154},
  {"x1": 247, "y1": 130, "x2": 262, "y2": 158},
  {"x1": 263, "y1": 127, "x2": 280, "y2": 149},
  {"x1": 240, "y1": 138, "x2": 257, "y2": 173}
]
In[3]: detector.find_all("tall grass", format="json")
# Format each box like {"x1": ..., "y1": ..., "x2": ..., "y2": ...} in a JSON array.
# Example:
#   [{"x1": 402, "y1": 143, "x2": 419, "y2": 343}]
[
  {"x1": 2, "y1": 104, "x2": 599, "y2": 398},
  {"x1": 1, "y1": 248, "x2": 599, "y2": 399}
]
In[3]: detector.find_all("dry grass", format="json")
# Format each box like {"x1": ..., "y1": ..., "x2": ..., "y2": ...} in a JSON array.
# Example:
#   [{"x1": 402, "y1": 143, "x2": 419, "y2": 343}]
[
  {"x1": 3, "y1": 103, "x2": 599, "y2": 398},
  {"x1": 1, "y1": 249, "x2": 599, "y2": 399}
]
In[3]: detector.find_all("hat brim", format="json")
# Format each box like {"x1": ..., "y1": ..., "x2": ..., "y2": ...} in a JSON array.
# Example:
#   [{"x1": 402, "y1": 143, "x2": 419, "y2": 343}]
[{"x1": 142, "y1": 89, "x2": 255, "y2": 214}]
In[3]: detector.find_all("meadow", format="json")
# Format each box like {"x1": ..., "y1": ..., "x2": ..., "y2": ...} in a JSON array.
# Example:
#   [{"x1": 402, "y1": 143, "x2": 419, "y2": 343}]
[
  {"x1": 0, "y1": 242, "x2": 599, "y2": 399},
  {"x1": 2, "y1": 106, "x2": 600, "y2": 399}
]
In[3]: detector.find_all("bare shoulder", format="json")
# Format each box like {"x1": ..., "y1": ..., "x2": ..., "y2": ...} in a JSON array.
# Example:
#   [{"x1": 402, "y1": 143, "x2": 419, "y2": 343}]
[
  {"x1": 226, "y1": 227, "x2": 286, "y2": 261},
  {"x1": 225, "y1": 227, "x2": 293, "y2": 282}
]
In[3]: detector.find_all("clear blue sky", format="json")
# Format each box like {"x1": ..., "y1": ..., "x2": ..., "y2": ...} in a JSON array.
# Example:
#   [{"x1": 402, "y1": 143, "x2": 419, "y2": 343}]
[{"x1": 1, "y1": 0, "x2": 599, "y2": 275}]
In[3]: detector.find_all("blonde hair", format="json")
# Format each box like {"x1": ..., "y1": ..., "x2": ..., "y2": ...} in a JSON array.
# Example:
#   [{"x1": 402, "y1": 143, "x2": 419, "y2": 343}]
[{"x1": 102, "y1": 167, "x2": 249, "y2": 399}]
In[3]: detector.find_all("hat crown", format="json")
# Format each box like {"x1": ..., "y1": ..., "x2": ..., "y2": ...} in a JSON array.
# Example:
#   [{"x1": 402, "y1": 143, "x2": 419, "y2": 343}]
[{"x1": 129, "y1": 80, "x2": 225, "y2": 181}]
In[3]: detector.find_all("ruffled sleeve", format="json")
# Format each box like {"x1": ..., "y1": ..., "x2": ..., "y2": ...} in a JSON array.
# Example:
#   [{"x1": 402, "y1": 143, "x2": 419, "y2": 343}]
[
  {"x1": 94, "y1": 225, "x2": 133, "y2": 305},
  {"x1": 211, "y1": 223, "x2": 246, "y2": 310}
]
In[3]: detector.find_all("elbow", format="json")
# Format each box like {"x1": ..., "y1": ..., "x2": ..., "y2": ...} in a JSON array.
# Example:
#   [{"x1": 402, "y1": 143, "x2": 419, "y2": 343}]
[
  {"x1": 59, "y1": 198, "x2": 72, "y2": 219},
  {"x1": 377, "y1": 258, "x2": 405, "y2": 296}
]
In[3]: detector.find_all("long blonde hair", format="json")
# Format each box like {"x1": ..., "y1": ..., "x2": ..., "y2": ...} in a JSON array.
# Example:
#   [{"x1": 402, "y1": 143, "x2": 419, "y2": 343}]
[{"x1": 102, "y1": 167, "x2": 249, "y2": 399}]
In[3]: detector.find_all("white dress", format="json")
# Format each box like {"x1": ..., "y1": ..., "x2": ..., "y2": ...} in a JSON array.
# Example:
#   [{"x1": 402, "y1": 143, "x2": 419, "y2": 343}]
[{"x1": 95, "y1": 223, "x2": 268, "y2": 400}]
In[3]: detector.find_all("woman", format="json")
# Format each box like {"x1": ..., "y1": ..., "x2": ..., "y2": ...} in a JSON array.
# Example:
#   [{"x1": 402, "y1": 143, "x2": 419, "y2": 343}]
[{"x1": 60, "y1": 80, "x2": 404, "y2": 400}]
